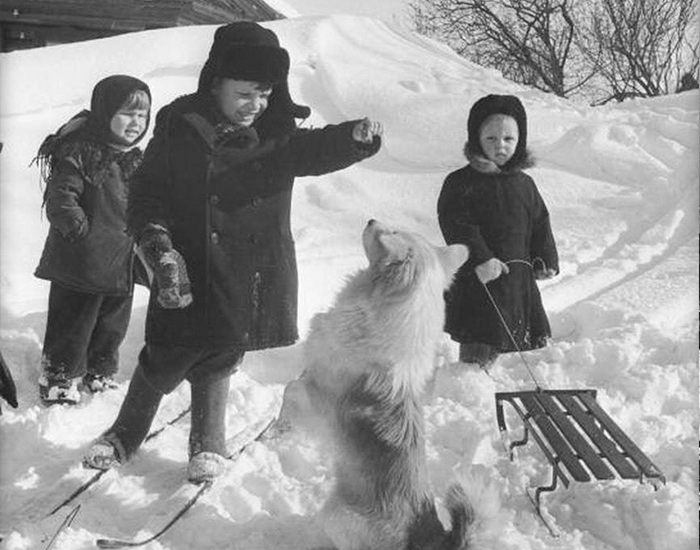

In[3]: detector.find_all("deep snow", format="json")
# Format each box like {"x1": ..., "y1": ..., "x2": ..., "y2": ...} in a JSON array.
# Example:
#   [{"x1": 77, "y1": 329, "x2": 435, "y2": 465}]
[{"x1": 0, "y1": 15, "x2": 697, "y2": 550}]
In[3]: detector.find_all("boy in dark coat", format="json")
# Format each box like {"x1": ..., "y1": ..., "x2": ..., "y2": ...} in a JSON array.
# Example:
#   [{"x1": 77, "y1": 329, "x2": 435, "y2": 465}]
[
  {"x1": 35, "y1": 75, "x2": 151, "y2": 404},
  {"x1": 84, "y1": 22, "x2": 382, "y2": 483},
  {"x1": 438, "y1": 94, "x2": 558, "y2": 368}
]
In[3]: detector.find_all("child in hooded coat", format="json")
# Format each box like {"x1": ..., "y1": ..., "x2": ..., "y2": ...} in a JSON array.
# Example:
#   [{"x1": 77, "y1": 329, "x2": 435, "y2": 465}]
[
  {"x1": 83, "y1": 22, "x2": 383, "y2": 483},
  {"x1": 438, "y1": 94, "x2": 558, "y2": 368},
  {"x1": 34, "y1": 75, "x2": 151, "y2": 404}
]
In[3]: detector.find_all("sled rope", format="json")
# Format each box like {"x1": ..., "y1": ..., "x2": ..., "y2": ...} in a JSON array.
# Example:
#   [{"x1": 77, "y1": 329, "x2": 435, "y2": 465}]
[
  {"x1": 480, "y1": 281, "x2": 544, "y2": 390},
  {"x1": 505, "y1": 258, "x2": 533, "y2": 268}
]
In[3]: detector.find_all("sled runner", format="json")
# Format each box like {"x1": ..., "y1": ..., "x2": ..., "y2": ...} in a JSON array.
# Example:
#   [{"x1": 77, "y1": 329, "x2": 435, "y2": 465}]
[{"x1": 496, "y1": 388, "x2": 666, "y2": 511}]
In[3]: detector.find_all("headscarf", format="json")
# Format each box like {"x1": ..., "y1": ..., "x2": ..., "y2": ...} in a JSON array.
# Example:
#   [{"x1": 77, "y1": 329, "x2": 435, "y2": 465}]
[{"x1": 34, "y1": 75, "x2": 151, "y2": 187}]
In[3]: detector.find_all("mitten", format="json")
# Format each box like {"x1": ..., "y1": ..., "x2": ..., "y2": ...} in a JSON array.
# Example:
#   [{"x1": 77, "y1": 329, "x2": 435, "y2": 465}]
[
  {"x1": 154, "y1": 249, "x2": 193, "y2": 308},
  {"x1": 65, "y1": 216, "x2": 89, "y2": 242},
  {"x1": 475, "y1": 258, "x2": 509, "y2": 284},
  {"x1": 139, "y1": 223, "x2": 193, "y2": 309},
  {"x1": 533, "y1": 257, "x2": 557, "y2": 280}
]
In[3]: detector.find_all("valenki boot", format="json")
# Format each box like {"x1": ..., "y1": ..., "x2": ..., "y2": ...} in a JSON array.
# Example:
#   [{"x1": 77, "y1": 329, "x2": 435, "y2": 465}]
[{"x1": 187, "y1": 375, "x2": 230, "y2": 483}]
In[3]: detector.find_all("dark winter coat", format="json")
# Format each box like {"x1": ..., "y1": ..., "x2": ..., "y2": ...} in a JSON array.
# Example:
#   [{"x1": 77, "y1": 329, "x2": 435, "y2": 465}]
[
  {"x1": 34, "y1": 76, "x2": 151, "y2": 296},
  {"x1": 129, "y1": 93, "x2": 380, "y2": 350},
  {"x1": 437, "y1": 155, "x2": 558, "y2": 351},
  {"x1": 34, "y1": 128, "x2": 145, "y2": 295}
]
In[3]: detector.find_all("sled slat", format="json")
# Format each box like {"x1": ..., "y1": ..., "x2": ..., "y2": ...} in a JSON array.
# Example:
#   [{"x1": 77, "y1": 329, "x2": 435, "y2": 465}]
[
  {"x1": 577, "y1": 393, "x2": 664, "y2": 480},
  {"x1": 556, "y1": 394, "x2": 639, "y2": 479},
  {"x1": 519, "y1": 394, "x2": 591, "y2": 482},
  {"x1": 534, "y1": 392, "x2": 615, "y2": 480}
]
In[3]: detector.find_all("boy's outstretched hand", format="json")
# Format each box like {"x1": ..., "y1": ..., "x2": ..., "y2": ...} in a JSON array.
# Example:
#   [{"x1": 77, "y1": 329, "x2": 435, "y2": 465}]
[{"x1": 352, "y1": 118, "x2": 383, "y2": 144}]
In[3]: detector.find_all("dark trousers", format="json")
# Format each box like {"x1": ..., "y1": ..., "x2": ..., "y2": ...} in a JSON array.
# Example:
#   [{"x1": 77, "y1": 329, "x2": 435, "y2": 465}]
[
  {"x1": 42, "y1": 282, "x2": 133, "y2": 381},
  {"x1": 102, "y1": 345, "x2": 244, "y2": 460}
]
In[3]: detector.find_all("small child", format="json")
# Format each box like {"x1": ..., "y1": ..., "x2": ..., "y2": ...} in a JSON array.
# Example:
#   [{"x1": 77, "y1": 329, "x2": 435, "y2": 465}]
[
  {"x1": 438, "y1": 94, "x2": 558, "y2": 368},
  {"x1": 34, "y1": 75, "x2": 151, "y2": 405}
]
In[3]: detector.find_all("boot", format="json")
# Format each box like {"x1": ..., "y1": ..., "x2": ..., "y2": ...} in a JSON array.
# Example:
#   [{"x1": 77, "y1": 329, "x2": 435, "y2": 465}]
[
  {"x1": 187, "y1": 375, "x2": 230, "y2": 483},
  {"x1": 87, "y1": 364, "x2": 163, "y2": 464}
]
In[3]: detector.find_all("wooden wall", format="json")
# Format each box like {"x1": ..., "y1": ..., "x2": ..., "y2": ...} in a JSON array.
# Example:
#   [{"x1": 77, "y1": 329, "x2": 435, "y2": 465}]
[{"x1": 0, "y1": 0, "x2": 283, "y2": 51}]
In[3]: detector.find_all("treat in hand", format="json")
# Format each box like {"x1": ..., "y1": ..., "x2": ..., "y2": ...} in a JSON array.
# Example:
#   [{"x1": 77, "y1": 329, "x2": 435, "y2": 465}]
[{"x1": 352, "y1": 118, "x2": 383, "y2": 144}]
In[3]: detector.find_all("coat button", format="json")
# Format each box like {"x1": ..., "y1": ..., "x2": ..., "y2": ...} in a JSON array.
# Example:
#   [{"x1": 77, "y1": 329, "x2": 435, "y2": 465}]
[
  {"x1": 210, "y1": 232, "x2": 220, "y2": 244},
  {"x1": 248, "y1": 234, "x2": 257, "y2": 245},
  {"x1": 252, "y1": 161, "x2": 262, "y2": 171},
  {"x1": 210, "y1": 195, "x2": 220, "y2": 205},
  {"x1": 252, "y1": 197, "x2": 262, "y2": 206}
]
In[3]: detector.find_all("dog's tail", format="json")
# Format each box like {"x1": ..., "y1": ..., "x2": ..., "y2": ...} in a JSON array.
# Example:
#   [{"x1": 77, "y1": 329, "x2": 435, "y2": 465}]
[{"x1": 443, "y1": 483, "x2": 477, "y2": 550}]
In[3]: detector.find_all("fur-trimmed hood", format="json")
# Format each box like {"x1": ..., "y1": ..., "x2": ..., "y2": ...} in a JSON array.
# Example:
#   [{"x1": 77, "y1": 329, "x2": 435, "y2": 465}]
[{"x1": 463, "y1": 147, "x2": 535, "y2": 174}]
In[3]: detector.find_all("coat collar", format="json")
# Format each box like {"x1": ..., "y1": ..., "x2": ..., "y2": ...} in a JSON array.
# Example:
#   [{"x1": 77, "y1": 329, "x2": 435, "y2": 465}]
[{"x1": 463, "y1": 146, "x2": 535, "y2": 174}]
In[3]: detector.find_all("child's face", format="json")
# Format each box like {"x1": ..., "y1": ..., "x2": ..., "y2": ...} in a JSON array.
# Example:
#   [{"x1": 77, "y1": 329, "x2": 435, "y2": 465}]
[
  {"x1": 479, "y1": 114, "x2": 519, "y2": 166},
  {"x1": 110, "y1": 106, "x2": 149, "y2": 146},
  {"x1": 212, "y1": 79, "x2": 272, "y2": 126}
]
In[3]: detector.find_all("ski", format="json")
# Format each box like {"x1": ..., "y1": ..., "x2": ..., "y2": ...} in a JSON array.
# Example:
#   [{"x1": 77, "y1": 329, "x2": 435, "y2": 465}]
[
  {"x1": 43, "y1": 504, "x2": 81, "y2": 550},
  {"x1": 44, "y1": 406, "x2": 191, "y2": 518},
  {"x1": 95, "y1": 414, "x2": 277, "y2": 549}
]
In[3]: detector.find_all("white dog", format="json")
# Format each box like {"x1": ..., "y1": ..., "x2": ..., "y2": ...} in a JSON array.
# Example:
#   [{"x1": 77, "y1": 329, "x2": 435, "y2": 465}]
[{"x1": 278, "y1": 219, "x2": 477, "y2": 550}]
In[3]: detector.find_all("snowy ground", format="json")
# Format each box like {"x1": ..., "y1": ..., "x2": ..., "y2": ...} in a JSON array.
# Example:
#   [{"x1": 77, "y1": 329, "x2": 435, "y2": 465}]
[{"x1": 0, "y1": 15, "x2": 697, "y2": 550}]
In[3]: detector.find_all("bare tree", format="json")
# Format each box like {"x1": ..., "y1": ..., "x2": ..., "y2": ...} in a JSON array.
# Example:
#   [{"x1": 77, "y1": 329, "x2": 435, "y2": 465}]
[
  {"x1": 410, "y1": 0, "x2": 595, "y2": 97},
  {"x1": 410, "y1": 0, "x2": 700, "y2": 103},
  {"x1": 587, "y1": 0, "x2": 698, "y2": 103}
]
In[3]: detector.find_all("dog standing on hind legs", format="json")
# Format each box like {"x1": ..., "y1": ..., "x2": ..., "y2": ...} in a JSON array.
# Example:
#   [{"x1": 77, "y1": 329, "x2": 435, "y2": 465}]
[{"x1": 277, "y1": 219, "x2": 481, "y2": 550}]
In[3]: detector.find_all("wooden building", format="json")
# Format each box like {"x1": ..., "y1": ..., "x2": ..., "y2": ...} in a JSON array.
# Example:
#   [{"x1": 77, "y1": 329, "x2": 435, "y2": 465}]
[{"x1": 0, "y1": 0, "x2": 285, "y2": 52}]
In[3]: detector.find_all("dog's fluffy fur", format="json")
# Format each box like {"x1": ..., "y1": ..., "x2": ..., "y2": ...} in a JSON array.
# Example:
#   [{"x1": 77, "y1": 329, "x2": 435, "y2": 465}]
[{"x1": 278, "y1": 220, "x2": 475, "y2": 550}]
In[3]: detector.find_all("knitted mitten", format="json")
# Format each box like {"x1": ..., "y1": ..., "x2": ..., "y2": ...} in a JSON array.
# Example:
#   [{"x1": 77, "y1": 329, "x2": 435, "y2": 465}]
[{"x1": 139, "y1": 223, "x2": 193, "y2": 308}]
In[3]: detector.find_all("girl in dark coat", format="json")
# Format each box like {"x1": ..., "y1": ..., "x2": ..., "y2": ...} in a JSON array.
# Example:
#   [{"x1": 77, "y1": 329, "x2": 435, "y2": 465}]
[
  {"x1": 35, "y1": 75, "x2": 151, "y2": 404},
  {"x1": 84, "y1": 22, "x2": 382, "y2": 482},
  {"x1": 438, "y1": 94, "x2": 558, "y2": 368}
]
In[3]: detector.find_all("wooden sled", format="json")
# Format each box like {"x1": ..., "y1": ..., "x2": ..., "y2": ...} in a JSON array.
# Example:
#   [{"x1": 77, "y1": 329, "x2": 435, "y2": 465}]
[{"x1": 496, "y1": 388, "x2": 665, "y2": 532}]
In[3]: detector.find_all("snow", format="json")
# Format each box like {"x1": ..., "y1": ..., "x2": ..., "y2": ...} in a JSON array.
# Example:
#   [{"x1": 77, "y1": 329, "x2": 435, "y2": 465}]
[
  {"x1": 263, "y1": 0, "x2": 301, "y2": 18},
  {"x1": 0, "y1": 15, "x2": 698, "y2": 550}
]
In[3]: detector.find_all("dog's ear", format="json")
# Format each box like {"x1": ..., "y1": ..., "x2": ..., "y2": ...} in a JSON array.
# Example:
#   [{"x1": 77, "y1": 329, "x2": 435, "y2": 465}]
[
  {"x1": 376, "y1": 233, "x2": 412, "y2": 266},
  {"x1": 440, "y1": 244, "x2": 469, "y2": 277}
]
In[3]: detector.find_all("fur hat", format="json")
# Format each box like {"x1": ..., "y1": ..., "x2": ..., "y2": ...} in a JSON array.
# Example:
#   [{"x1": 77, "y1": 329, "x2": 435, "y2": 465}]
[
  {"x1": 213, "y1": 43, "x2": 289, "y2": 84},
  {"x1": 198, "y1": 22, "x2": 310, "y2": 123},
  {"x1": 210, "y1": 22, "x2": 288, "y2": 83},
  {"x1": 465, "y1": 94, "x2": 529, "y2": 171}
]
